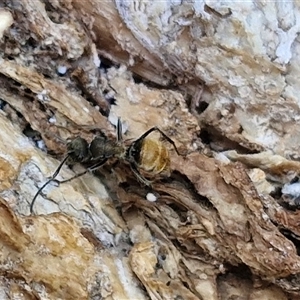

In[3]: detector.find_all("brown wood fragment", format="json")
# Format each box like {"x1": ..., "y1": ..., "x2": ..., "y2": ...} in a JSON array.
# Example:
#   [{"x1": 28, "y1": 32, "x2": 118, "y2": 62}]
[{"x1": 1, "y1": 1, "x2": 300, "y2": 299}]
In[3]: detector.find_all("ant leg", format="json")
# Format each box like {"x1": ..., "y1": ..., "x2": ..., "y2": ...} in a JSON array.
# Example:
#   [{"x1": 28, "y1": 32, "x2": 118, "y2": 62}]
[
  {"x1": 129, "y1": 163, "x2": 152, "y2": 186},
  {"x1": 30, "y1": 157, "x2": 108, "y2": 214},
  {"x1": 54, "y1": 158, "x2": 108, "y2": 184},
  {"x1": 134, "y1": 127, "x2": 180, "y2": 155},
  {"x1": 30, "y1": 155, "x2": 69, "y2": 214}
]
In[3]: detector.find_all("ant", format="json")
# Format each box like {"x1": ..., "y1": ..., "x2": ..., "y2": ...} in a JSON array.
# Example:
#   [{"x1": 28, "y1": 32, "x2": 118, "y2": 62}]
[{"x1": 30, "y1": 118, "x2": 180, "y2": 214}]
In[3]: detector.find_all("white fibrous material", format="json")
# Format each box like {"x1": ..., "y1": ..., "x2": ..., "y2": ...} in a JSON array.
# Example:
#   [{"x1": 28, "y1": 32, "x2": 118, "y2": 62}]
[
  {"x1": 282, "y1": 182, "x2": 300, "y2": 198},
  {"x1": 0, "y1": 10, "x2": 13, "y2": 39}
]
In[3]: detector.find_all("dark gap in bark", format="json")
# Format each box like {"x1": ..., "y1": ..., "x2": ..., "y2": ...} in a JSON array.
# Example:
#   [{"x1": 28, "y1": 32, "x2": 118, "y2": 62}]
[
  {"x1": 199, "y1": 126, "x2": 260, "y2": 154},
  {"x1": 278, "y1": 228, "x2": 300, "y2": 256},
  {"x1": 171, "y1": 171, "x2": 215, "y2": 210}
]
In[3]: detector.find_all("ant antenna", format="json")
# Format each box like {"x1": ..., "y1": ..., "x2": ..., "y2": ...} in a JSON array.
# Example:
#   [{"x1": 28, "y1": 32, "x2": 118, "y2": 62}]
[
  {"x1": 30, "y1": 155, "x2": 69, "y2": 214},
  {"x1": 116, "y1": 117, "x2": 122, "y2": 142}
]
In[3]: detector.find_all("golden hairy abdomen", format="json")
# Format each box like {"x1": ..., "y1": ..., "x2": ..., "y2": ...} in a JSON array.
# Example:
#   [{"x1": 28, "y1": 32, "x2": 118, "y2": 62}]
[{"x1": 139, "y1": 139, "x2": 170, "y2": 174}]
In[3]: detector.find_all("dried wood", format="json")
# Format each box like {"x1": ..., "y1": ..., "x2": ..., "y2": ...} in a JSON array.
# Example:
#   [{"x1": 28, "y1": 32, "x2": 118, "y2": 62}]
[{"x1": 1, "y1": 1, "x2": 300, "y2": 300}]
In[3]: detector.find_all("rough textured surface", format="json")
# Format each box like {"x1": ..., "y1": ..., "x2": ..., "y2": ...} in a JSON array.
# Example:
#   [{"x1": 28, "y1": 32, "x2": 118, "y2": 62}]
[
  {"x1": 1, "y1": 1, "x2": 300, "y2": 299},
  {"x1": 114, "y1": 1, "x2": 300, "y2": 157}
]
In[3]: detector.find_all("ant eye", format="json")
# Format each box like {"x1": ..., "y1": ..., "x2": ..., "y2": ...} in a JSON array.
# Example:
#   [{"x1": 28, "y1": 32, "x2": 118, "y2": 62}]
[{"x1": 130, "y1": 147, "x2": 141, "y2": 162}]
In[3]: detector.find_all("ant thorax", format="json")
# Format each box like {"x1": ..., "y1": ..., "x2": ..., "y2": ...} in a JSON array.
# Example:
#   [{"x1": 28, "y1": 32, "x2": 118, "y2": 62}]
[{"x1": 89, "y1": 136, "x2": 126, "y2": 160}]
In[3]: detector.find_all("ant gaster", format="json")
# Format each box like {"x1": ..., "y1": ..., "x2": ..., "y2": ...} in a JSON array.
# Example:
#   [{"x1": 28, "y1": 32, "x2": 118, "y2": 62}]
[{"x1": 30, "y1": 119, "x2": 180, "y2": 214}]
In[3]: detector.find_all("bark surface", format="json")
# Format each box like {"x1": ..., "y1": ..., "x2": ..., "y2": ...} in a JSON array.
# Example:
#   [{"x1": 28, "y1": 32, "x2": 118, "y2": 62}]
[{"x1": 0, "y1": 1, "x2": 300, "y2": 299}]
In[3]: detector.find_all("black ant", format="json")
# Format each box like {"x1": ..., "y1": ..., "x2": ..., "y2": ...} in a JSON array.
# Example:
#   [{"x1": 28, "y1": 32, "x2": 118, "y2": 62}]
[{"x1": 30, "y1": 119, "x2": 180, "y2": 214}]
